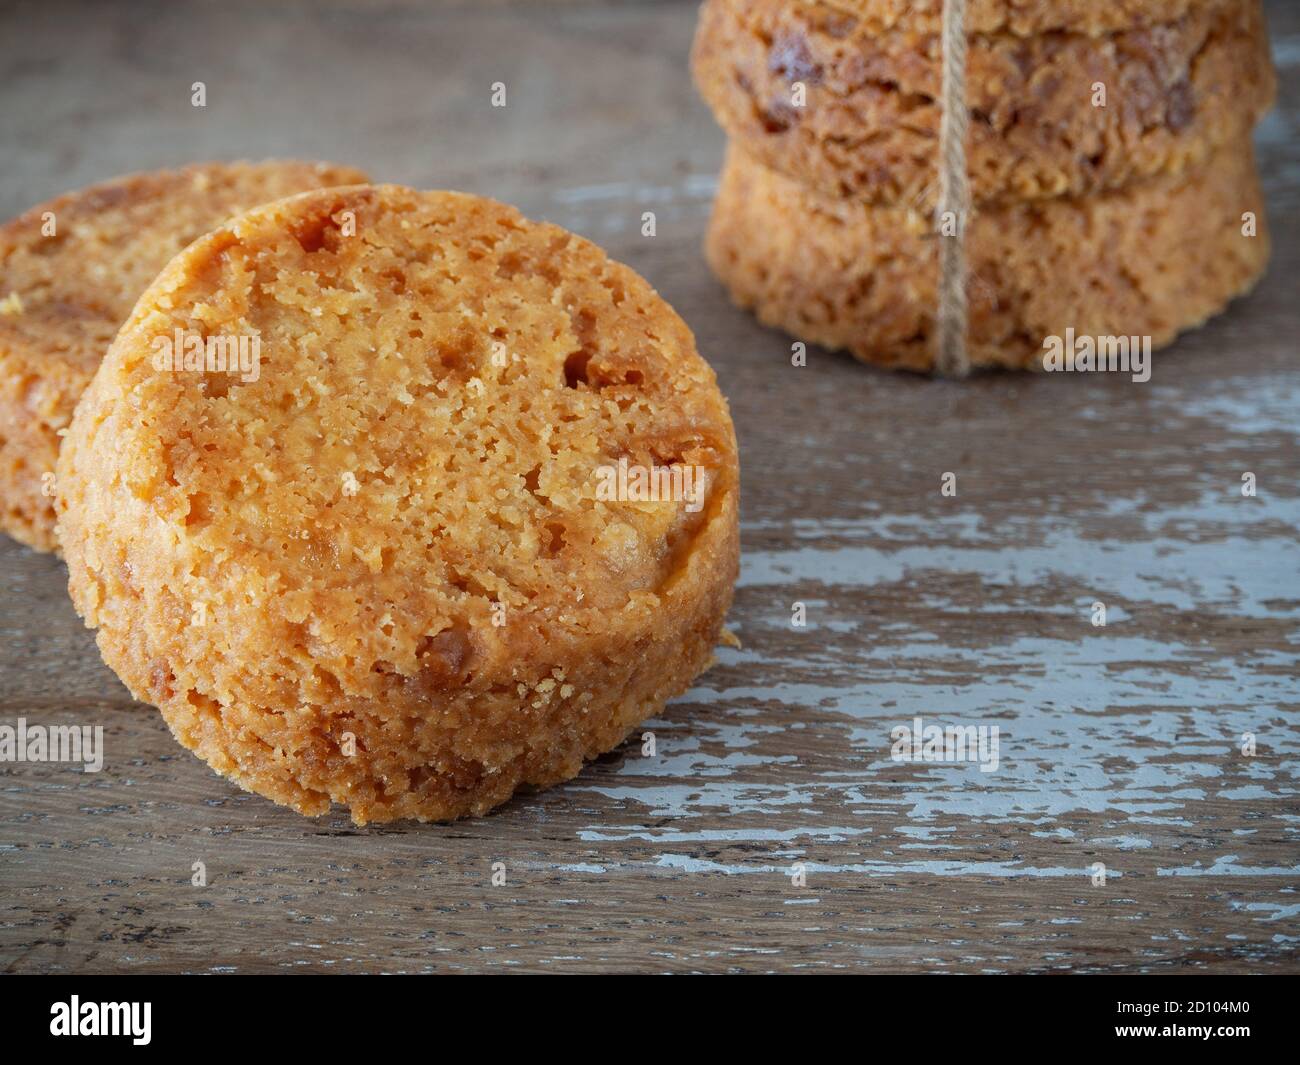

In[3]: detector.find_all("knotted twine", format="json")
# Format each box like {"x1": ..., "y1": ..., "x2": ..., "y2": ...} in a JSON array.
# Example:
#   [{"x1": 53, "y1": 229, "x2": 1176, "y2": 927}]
[{"x1": 935, "y1": 0, "x2": 970, "y2": 378}]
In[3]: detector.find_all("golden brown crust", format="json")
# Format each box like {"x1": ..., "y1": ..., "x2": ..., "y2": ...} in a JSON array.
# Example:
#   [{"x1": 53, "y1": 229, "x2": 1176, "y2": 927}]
[
  {"x1": 705, "y1": 141, "x2": 1269, "y2": 372},
  {"x1": 57, "y1": 184, "x2": 740, "y2": 824},
  {"x1": 820, "y1": 0, "x2": 1221, "y2": 37},
  {"x1": 0, "y1": 161, "x2": 368, "y2": 552},
  {"x1": 692, "y1": 0, "x2": 1275, "y2": 206}
]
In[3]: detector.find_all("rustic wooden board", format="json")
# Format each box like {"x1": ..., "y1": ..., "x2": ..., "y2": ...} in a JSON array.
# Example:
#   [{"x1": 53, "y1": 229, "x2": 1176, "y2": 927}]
[{"x1": 1, "y1": 0, "x2": 1297, "y2": 974}]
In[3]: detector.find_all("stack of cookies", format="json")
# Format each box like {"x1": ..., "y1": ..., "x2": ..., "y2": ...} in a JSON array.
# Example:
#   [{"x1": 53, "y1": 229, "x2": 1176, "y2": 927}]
[{"x1": 693, "y1": 0, "x2": 1277, "y2": 373}]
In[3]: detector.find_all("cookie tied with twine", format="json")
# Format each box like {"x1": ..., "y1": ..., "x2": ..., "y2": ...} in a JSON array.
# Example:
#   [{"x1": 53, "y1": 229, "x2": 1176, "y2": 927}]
[{"x1": 695, "y1": 0, "x2": 1273, "y2": 376}]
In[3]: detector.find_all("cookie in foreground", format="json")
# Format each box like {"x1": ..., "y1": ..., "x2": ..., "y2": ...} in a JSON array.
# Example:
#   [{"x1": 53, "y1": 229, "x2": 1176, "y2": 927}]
[
  {"x1": 0, "y1": 161, "x2": 368, "y2": 552},
  {"x1": 705, "y1": 140, "x2": 1269, "y2": 373},
  {"x1": 57, "y1": 184, "x2": 740, "y2": 824}
]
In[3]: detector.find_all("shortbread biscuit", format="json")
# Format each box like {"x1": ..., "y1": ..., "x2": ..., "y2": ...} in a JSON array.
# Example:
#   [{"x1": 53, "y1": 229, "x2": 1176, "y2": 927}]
[
  {"x1": 692, "y1": 0, "x2": 1274, "y2": 206},
  {"x1": 57, "y1": 185, "x2": 740, "y2": 824},
  {"x1": 820, "y1": 0, "x2": 1211, "y2": 37},
  {"x1": 705, "y1": 141, "x2": 1268, "y2": 372},
  {"x1": 0, "y1": 161, "x2": 367, "y2": 551}
]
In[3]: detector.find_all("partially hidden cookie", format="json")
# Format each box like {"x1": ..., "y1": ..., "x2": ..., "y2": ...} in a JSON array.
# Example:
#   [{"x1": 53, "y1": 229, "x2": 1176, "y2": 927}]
[
  {"x1": 705, "y1": 141, "x2": 1269, "y2": 372},
  {"x1": 57, "y1": 184, "x2": 740, "y2": 824},
  {"x1": 0, "y1": 161, "x2": 367, "y2": 552},
  {"x1": 692, "y1": 0, "x2": 1275, "y2": 206}
]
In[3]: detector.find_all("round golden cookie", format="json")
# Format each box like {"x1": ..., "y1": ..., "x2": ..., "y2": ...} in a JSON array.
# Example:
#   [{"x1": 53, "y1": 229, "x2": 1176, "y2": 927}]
[
  {"x1": 819, "y1": 0, "x2": 1214, "y2": 37},
  {"x1": 57, "y1": 184, "x2": 740, "y2": 825},
  {"x1": 0, "y1": 161, "x2": 368, "y2": 552},
  {"x1": 692, "y1": 0, "x2": 1275, "y2": 206},
  {"x1": 705, "y1": 141, "x2": 1269, "y2": 372}
]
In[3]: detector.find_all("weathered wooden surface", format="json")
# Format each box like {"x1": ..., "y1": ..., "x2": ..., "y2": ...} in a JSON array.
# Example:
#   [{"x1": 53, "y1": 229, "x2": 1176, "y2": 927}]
[{"x1": 1, "y1": 0, "x2": 1297, "y2": 973}]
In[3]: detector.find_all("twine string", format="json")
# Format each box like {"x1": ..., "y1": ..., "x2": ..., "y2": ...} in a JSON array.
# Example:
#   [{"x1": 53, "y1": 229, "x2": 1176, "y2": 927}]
[{"x1": 936, "y1": 0, "x2": 970, "y2": 378}]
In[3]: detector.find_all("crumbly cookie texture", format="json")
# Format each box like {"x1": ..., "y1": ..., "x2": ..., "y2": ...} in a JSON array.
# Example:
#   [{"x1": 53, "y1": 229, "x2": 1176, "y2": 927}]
[
  {"x1": 0, "y1": 161, "x2": 368, "y2": 552},
  {"x1": 706, "y1": 141, "x2": 1269, "y2": 373},
  {"x1": 57, "y1": 184, "x2": 740, "y2": 825},
  {"x1": 819, "y1": 0, "x2": 1219, "y2": 37},
  {"x1": 692, "y1": 0, "x2": 1274, "y2": 206}
]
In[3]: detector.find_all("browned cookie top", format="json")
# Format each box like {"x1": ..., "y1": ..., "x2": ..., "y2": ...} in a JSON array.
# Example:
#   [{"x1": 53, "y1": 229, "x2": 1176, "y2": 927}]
[
  {"x1": 820, "y1": 0, "x2": 1215, "y2": 37},
  {"x1": 692, "y1": 0, "x2": 1274, "y2": 206}
]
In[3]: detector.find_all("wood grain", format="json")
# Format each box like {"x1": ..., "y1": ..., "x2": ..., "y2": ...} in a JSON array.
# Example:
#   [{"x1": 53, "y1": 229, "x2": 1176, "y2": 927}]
[{"x1": 1, "y1": 0, "x2": 1297, "y2": 973}]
